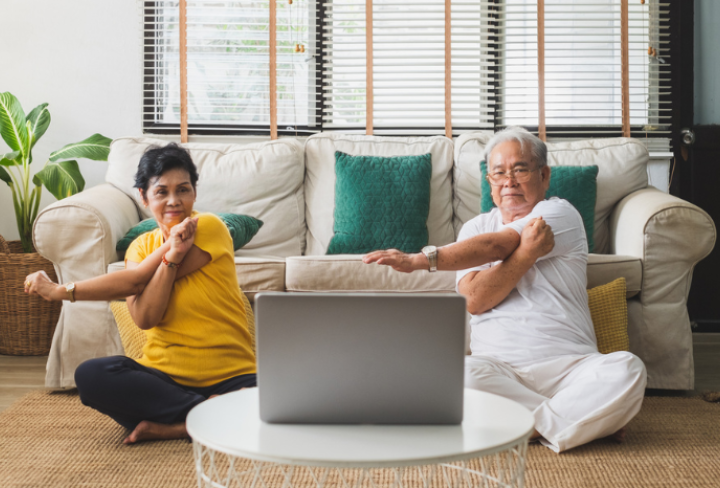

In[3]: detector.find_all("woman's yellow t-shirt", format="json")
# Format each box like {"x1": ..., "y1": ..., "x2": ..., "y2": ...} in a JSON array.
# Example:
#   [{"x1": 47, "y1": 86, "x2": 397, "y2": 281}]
[{"x1": 125, "y1": 212, "x2": 256, "y2": 387}]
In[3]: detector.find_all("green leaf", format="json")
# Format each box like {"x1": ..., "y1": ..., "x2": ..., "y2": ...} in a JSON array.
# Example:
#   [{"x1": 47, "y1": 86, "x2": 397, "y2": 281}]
[
  {"x1": 49, "y1": 133, "x2": 112, "y2": 162},
  {"x1": 0, "y1": 166, "x2": 12, "y2": 185},
  {"x1": 34, "y1": 160, "x2": 85, "y2": 200},
  {"x1": 26, "y1": 103, "x2": 50, "y2": 148},
  {"x1": 0, "y1": 92, "x2": 28, "y2": 158},
  {"x1": 0, "y1": 150, "x2": 21, "y2": 167}
]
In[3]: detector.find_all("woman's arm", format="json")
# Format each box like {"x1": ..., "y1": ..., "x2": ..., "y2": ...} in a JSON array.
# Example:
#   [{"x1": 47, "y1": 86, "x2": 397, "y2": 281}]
[
  {"x1": 126, "y1": 218, "x2": 211, "y2": 330},
  {"x1": 25, "y1": 241, "x2": 172, "y2": 302}
]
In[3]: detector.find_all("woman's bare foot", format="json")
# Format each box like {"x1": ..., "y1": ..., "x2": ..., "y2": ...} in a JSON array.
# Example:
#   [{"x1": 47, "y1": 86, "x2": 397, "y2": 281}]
[{"x1": 123, "y1": 420, "x2": 188, "y2": 445}]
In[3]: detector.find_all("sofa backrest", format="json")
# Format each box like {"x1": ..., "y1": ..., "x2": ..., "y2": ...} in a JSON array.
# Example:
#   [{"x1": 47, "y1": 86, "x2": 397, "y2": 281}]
[
  {"x1": 105, "y1": 136, "x2": 306, "y2": 257},
  {"x1": 303, "y1": 133, "x2": 456, "y2": 255},
  {"x1": 453, "y1": 132, "x2": 649, "y2": 254}
]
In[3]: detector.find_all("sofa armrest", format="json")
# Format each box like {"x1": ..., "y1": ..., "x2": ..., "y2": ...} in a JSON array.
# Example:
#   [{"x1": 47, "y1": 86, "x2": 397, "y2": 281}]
[
  {"x1": 33, "y1": 184, "x2": 139, "y2": 389},
  {"x1": 33, "y1": 183, "x2": 139, "y2": 283},
  {"x1": 609, "y1": 187, "x2": 716, "y2": 389}
]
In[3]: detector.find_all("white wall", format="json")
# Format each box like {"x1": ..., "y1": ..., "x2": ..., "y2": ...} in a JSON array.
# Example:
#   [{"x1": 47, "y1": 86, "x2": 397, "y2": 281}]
[{"x1": 0, "y1": 0, "x2": 142, "y2": 241}]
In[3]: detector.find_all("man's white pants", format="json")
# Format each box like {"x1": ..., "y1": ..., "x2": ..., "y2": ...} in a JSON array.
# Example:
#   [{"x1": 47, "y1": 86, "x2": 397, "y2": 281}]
[{"x1": 464, "y1": 352, "x2": 647, "y2": 453}]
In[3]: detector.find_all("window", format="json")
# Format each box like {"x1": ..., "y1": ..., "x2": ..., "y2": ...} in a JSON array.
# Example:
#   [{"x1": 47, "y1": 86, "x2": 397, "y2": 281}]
[
  {"x1": 143, "y1": 0, "x2": 315, "y2": 135},
  {"x1": 143, "y1": 0, "x2": 670, "y2": 143}
]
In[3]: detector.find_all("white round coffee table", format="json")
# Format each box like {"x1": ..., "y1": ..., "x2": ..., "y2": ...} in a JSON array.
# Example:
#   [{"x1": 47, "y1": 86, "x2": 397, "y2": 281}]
[{"x1": 187, "y1": 388, "x2": 534, "y2": 488}]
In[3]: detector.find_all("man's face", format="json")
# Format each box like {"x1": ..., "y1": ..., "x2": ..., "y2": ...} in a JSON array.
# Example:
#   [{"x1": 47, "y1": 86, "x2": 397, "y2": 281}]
[{"x1": 489, "y1": 140, "x2": 551, "y2": 217}]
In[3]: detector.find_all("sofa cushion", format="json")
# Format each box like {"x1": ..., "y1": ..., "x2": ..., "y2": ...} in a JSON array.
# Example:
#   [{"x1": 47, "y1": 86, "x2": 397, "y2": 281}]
[
  {"x1": 116, "y1": 213, "x2": 263, "y2": 255},
  {"x1": 454, "y1": 132, "x2": 648, "y2": 254},
  {"x1": 105, "y1": 136, "x2": 305, "y2": 257},
  {"x1": 328, "y1": 152, "x2": 433, "y2": 254},
  {"x1": 587, "y1": 254, "x2": 642, "y2": 298},
  {"x1": 285, "y1": 255, "x2": 456, "y2": 293},
  {"x1": 285, "y1": 253, "x2": 640, "y2": 298},
  {"x1": 588, "y1": 277, "x2": 630, "y2": 354},
  {"x1": 108, "y1": 256, "x2": 285, "y2": 302},
  {"x1": 304, "y1": 133, "x2": 455, "y2": 255}
]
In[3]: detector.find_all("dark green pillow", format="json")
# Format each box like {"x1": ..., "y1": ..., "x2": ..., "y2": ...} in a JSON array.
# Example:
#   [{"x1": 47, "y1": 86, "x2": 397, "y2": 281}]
[
  {"x1": 480, "y1": 161, "x2": 598, "y2": 252},
  {"x1": 116, "y1": 213, "x2": 263, "y2": 254},
  {"x1": 327, "y1": 151, "x2": 432, "y2": 254}
]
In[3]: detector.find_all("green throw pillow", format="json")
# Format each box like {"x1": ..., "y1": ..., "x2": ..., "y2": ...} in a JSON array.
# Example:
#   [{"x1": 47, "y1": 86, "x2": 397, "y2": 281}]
[
  {"x1": 116, "y1": 213, "x2": 263, "y2": 254},
  {"x1": 327, "y1": 151, "x2": 432, "y2": 254},
  {"x1": 480, "y1": 161, "x2": 598, "y2": 252}
]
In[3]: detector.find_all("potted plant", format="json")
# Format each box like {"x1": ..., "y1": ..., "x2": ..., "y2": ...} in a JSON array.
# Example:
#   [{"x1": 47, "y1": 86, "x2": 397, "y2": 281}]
[{"x1": 0, "y1": 91, "x2": 112, "y2": 355}]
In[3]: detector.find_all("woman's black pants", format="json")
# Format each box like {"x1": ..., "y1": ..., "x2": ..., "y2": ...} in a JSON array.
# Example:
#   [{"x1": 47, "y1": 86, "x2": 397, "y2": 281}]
[{"x1": 74, "y1": 356, "x2": 257, "y2": 430}]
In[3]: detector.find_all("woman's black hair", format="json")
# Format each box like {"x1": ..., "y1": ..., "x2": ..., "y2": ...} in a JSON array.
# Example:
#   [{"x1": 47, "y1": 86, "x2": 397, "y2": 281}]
[{"x1": 134, "y1": 142, "x2": 199, "y2": 196}]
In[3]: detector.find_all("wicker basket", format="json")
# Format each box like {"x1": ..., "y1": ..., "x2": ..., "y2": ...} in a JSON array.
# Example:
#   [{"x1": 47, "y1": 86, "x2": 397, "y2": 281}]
[{"x1": 0, "y1": 234, "x2": 61, "y2": 355}]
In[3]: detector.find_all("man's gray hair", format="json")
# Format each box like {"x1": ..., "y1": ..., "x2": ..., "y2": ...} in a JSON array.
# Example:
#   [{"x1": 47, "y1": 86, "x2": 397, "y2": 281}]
[{"x1": 483, "y1": 126, "x2": 548, "y2": 168}]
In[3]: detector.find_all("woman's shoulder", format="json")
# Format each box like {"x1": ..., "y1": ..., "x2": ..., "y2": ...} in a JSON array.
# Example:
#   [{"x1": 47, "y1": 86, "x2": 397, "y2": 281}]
[
  {"x1": 126, "y1": 228, "x2": 163, "y2": 263},
  {"x1": 194, "y1": 212, "x2": 230, "y2": 236}
]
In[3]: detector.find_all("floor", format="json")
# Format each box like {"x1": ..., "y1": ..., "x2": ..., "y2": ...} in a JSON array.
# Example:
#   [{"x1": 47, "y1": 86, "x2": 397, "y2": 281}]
[{"x1": 0, "y1": 334, "x2": 719, "y2": 413}]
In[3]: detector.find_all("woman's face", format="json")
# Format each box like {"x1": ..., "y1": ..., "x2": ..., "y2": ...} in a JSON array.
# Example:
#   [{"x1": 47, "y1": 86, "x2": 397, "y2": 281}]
[{"x1": 140, "y1": 168, "x2": 196, "y2": 234}]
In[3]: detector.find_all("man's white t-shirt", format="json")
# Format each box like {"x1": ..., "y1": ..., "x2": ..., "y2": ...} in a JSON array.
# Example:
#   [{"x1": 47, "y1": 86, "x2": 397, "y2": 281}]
[{"x1": 456, "y1": 198, "x2": 598, "y2": 366}]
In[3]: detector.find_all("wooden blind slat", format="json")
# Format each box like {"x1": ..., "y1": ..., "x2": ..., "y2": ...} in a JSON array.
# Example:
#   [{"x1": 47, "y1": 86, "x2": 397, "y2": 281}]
[
  {"x1": 366, "y1": 0, "x2": 373, "y2": 135},
  {"x1": 444, "y1": 0, "x2": 451, "y2": 139},
  {"x1": 179, "y1": 0, "x2": 188, "y2": 143},
  {"x1": 269, "y1": 0, "x2": 278, "y2": 140},
  {"x1": 537, "y1": 0, "x2": 546, "y2": 142},
  {"x1": 620, "y1": 0, "x2": 631, "y2": 137}
]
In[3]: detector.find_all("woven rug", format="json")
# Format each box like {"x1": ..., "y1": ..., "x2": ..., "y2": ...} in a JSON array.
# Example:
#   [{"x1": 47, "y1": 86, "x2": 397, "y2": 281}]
[{"x1": 0, "y1": 391, "x2": 718, "y2": 488}]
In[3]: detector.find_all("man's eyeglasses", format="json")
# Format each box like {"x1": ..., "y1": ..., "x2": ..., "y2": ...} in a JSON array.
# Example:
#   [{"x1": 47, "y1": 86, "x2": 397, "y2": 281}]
[{"x1": 485, "y1": 167, "x2": 539, "y2": 186}]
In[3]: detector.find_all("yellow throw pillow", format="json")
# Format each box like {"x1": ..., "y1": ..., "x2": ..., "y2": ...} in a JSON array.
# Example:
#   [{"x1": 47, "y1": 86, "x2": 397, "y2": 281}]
[
  {"x1": 109, "y1": 292, "x2": 256, "y2": 359},
  {"x1": 587, "y1": 277, "x2": 629, "y2": 354},
  {"x1": 109, "y1": 300, "x2": 147, "y2": 360}
]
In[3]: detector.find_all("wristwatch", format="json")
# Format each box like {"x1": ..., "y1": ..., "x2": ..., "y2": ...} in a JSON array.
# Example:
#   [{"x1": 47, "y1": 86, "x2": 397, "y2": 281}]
[
  {"x1": 421, "y1": 245, "x2": 438, "y2": 272},
  {"x1": 65, "y1": 282, "x2": 76, "y2": 303}
]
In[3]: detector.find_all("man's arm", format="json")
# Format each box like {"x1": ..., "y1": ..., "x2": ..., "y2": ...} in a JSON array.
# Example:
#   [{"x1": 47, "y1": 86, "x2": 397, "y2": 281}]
[
  {"x1": 458, "y1": 218, "x2": 554, "y2": 315},
  {"x1": 363, "y1": 227, "x2": 521, "y2": 273}
]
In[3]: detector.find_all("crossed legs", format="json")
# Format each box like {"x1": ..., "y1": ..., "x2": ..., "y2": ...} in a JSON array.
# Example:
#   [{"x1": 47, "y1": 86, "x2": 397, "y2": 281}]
[
  {"x1": 75, "y1": 356, "x2": 256, "y2": 444},
  {"x1": 464, "y1": 351, "x2": 647, "y2": 452}
]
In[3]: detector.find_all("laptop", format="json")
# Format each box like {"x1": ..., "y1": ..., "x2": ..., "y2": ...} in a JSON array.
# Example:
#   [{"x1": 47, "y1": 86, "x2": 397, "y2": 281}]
[{"x1": 255, "y1": 293, "x2": 467, "y2": 424}]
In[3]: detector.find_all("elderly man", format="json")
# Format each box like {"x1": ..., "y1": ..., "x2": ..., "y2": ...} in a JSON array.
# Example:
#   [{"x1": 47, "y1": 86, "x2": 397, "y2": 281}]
[{"x1": 363, "y1": 127, "x2": 647, "y2": 452}]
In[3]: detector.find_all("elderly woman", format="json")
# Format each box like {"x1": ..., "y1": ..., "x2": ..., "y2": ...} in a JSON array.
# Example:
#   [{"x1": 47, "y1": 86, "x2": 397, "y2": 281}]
[{"x1": 24, "y1": 143, "x2": 256, "y2": 444}]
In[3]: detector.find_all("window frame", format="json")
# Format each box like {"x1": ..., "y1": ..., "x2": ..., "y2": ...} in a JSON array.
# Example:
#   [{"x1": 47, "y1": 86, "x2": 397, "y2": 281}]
[{"x1": 141, "y1": 0, "x2": 673, "y2": 141}]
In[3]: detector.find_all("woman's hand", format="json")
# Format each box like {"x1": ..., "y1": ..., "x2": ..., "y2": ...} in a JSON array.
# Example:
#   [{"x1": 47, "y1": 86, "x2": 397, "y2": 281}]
[
  {"x1": 24, "y1": 271, "x2": 65, "y2": 302},
  {"x1": 166, "y1": 217, "x2": 199, "y2": 263}
]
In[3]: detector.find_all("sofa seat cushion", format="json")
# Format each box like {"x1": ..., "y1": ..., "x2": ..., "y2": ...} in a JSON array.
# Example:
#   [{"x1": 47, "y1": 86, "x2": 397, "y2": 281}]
[
  {"x1": 304, "y1": 133, "x2": 455, "y2": 255},
  {"x1": 108, "y1": 256, "x2": 285, "y2": 302},
  {"x1": 285, "y1": 255, "x2": 456, "y2": 293},
  {"x1": 105, "y1": 136, "x2": 305, "y2": 257},
  {"x1": 587, "y1": 254, "x2": 642, "y2": 298}
]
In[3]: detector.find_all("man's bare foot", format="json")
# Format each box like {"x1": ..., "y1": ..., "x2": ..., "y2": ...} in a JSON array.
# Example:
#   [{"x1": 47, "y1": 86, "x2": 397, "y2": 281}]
[
  {"x1": 609, "y1": 427, "x2": 626, "y2": 443},
  {"x1": 123, "y1": 420, "x2": 188, "y2": 445}
]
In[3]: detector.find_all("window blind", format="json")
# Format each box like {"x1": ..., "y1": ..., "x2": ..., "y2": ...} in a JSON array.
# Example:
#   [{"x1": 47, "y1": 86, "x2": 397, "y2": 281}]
[
  {"x1": 143, "y1": 0, "x2": 670, "y2": 144},
  {"x1": 498, "y1": 0, "x2": 670, "y2": 140},
  {"x1": 320, "y1": 0, "x2": 496, "y2": 134},
  {"x1": 142, "y1": 0, "x2": 316, "y2": 134}
]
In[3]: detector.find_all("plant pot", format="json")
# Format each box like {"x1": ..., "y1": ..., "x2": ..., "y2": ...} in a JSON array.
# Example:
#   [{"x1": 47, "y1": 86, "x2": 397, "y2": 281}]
[{"x1": 0, "y1": 234, "x2": 61, "y2": 355}]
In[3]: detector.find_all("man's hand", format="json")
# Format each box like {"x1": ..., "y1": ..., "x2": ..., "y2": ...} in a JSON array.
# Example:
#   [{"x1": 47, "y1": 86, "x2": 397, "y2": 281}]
[
  {"x1": 362, "y1": 249, "x2": 427, "y2": 273},
  {"x1": 166, "y1": 217, "x2": 198, "y2": 263},
  {"x1": 516, "y1": 217, "x2": 554, "y2": 263}
]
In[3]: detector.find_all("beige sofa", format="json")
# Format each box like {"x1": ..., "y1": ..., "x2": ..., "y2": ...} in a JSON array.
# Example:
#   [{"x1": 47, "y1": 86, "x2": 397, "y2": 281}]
[{"x1": 34, "y1": 133, "x2": 716, "y2": 390}]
